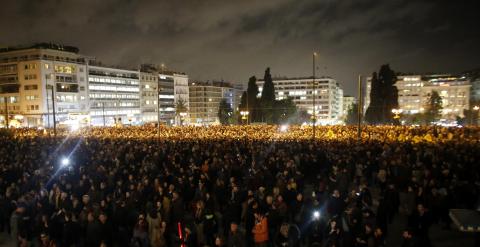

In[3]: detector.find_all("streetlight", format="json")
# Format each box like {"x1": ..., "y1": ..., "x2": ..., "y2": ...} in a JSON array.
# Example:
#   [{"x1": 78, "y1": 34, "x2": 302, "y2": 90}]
[
  {"x1": 61, "y1": 157, "x2": 70, "y2": 167},
  {"x1": 392, "y1": 109, "x2": 403, "y2": 124},
  {"x1": 312, "y1": 52, "x2": 318, "y2": 139},
  {"x1": 46, "y1": 75, "x2": 57, "y2": 136},
  {"x1": 157, "y1": 82, "x2": 161, "y2": 139},
  {"x1": 240, "y1": 110, "x2": 249, "y2": 125},
  {"x1": 2, "y1": 96, "x2": 8, "y2": 129}
]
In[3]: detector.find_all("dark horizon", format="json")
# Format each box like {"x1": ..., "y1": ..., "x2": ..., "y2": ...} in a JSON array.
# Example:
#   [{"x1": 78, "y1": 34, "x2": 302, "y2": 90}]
[{"x1": 1, "y1": 0, "x2": 479, "y2": 95}]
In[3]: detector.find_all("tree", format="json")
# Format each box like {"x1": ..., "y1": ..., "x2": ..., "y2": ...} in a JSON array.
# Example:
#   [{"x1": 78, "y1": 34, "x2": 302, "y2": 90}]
[
  {"x1": 273, "y1": 98, "x2": 297, "y2": 124},
  {"x1": 246, "y1": 76, "x2": 259, "y2": 122},
  {"x1": 365, "y1": 72, "x2": 382, "y2": 124},
  {"x1": 260, "y1": 67, "x2": 276, "y2": 123},
  {"x1": 238, "y1": 91, "x2": 248, "y2": 123},
  {"x1": 345, "y1": 103, "x2": 359, "y2": 125},
  {"x1": 260, "y1": 67, "x2": 275, "y2": 103},
  {"x1": 218, "y1": 98, "x2": 233, "y2": 125},
  {"x1": 424, "y1": 91, "x2": 443, "y2": 123},
  {"x1": 380, "y1": 64, "x2": 399, "y2": 123},
  {"x1": 365, "y1": 64, "x2": 398, "y2": 124},
  {"x1": 175, "y1": 98, "x2": 188, "y2": 125}
]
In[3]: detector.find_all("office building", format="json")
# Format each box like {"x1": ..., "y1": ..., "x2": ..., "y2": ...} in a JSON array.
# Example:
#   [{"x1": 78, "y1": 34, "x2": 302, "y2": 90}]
[
  {"x1": 0, "y1": 43, "x2": 88, "y2": 127},
  {"x1": 364, "y1": 74, "x2": 471, "y2": 120},
  {"x1": 256, "y1": 77, "x2": 344, "y2": 124},
  {"x1": 189, "y1": 81, "x2": 236, "y2": 125},
  {"x1": 87, "y1": 64, "x2": 141, "y2": 126},
  {"x1": 172, "y1": 72, "x2": 189, "y2": 125}
]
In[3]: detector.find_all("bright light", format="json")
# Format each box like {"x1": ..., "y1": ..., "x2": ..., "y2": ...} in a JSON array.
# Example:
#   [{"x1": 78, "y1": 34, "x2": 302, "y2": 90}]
[
  {"x1": 61, "y1": 158, "x2": 70, "y2": 167},
  {"x1": 280, "y1": 125, "x2": 289, "y2": 132},
  {"x1": 313, "y1": 211, "x2": 320, "y2": 219},
  {"x1": 70, "y1": 123, "x2": 79, "y2": 131}
]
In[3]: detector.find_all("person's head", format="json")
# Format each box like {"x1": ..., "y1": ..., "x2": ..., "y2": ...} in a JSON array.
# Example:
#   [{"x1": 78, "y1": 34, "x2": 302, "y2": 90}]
[
  {"x1": 330, "y1": 219, "x2": 337, "y2": 228},
  {"x1": 365, "y1": 224, "x2": 372, "y2": 233},
  {"x1": 417, "y1": 204, "x2": 425, "y2": 214},
  {"x1": 254, "y1": 211, "x2": 264, "y2": 220},
  {"x1": 296, "y1": 193, "x2": 303, "y2": 201},
  {"x1": 402, "y1": 230, "x2": 413, "y2": 239},
  {"x1": 333, "y1": 189, "x2": 340, "y2": 198},
  {"x1": 87, "y1": 212, "x2": 94, "y2": 222},
  {"x1": 230, "y1": 222, "x2": 238, "y2": 233},
  {"x1": 280, "y1": 223, "x2": 289, "y2": 237},
  {"x1": 277, "y1": 195, "x2": 284, "y2": 203},
  {"x1": 374, "y1": 227, "x2": 383, "y2": 237},
  {"x1": 265, "y1": 195, "x2": 273, "y2": 205},
  {"x1": 172, "y1": 191, "x2": 179, "y2": 200},
  {"x1": 99, "y1": 212, "x2": 107, "y2": 224},
  {"x1": 40, "y1": 233, "x2": 50, "y2": 244},
  {"x1": 82, "y1": 194, "x2": 90, "y2": 205},
  {"x1": 214, "y1": 235, "x2": 224, "y2": 246}
]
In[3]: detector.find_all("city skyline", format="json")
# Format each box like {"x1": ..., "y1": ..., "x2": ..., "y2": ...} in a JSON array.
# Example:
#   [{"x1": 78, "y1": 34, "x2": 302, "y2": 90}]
[{"x1": 1, "y1": 1, "x2": 479, "y2": 96}]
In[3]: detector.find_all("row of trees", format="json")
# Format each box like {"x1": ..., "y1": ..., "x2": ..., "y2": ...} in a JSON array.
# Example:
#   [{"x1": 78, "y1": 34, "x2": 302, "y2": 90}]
[{"x1": 237, "y1": 68, "x2": 298, "y2": 124}]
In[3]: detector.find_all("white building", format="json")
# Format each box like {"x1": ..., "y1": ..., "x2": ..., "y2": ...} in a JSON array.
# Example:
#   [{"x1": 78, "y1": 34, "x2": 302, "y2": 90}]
[
  {"x1": 189, "y1": 81, "x2": 236, "y2": 125},
  {"x1": 173, "y1": 73, "x2": 189, "y2": 125},
  {"x1": 0, "y1": 43, "x2": 89, "y2": 127},
  {"x1": 87, "y1": 64, "x2": 141, "y2": 126},
  {"x1": 139, "y1": 69, "x2": 159, "y2": 123},
  {"x1": 256, "y1": 77, "x2": 344, "y2": 124},
  {"x1": 364, "y1": 74, "x2": 471, "y2": 120}
]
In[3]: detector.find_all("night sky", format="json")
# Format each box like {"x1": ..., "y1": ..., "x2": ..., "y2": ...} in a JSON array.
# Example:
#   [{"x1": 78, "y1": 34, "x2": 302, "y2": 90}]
[{"x1": 1, "y1": 0, "x2": 479, "y2": 95}]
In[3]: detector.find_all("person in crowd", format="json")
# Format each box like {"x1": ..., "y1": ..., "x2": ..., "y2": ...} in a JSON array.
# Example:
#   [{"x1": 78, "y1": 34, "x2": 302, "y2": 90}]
[{"x1": 252, "y1": 211, "x2": 269, "y2": 247}]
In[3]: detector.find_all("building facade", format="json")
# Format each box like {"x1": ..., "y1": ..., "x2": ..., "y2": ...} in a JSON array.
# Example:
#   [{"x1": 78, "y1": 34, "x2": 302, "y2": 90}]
[
  {"x1": 342, "y1": 95, "x2": 356, "y2": 120},
  {"x1": 140, "y1": 65, "x2": 190, "y2": 126},
  {"x1": 364, "y1": 74, "x2": 471, "y2": 120},
  {"x1": 87, "y1": 65, "x2": 141, "y2": 126},
  {"x1": 173, "y1": 73, "x2": 189, "y2": 125},
  {"x1": 189, "y1": 81, "x2": 235, "y2": 125},
  {"x1": 256, "y1": 77, "x2": 344, "y2": 124},
  {"x1": 0, "y1": 43, "x2": 89, "y2": 127}
]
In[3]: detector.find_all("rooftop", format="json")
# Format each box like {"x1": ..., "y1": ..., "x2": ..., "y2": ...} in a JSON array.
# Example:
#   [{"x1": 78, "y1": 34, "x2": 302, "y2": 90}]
[
  {"x1": 0, "y1": 42, "x2": 80, "y2": 54},
  {"x1": 190, "y1": 81, "x2": 234, "y2": 88},
  {"x1": 257, "y1": 76, "x2": 334, "y2": 81}
]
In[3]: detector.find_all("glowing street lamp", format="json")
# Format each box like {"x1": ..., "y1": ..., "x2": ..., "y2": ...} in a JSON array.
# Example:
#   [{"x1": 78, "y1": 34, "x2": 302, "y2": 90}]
[
  {"x1": 240, "y1": 110, "x2": 249, "y2": 124},
  {"x1": 279, "y1": 124, "x2": 289, "y2": 132},
  {"x1": 313, "y1": 211, "x2": 320, "y2": 220},
  {"x1": 61, "y1": 157, "x2": 70, "y2": 167},
  {"x1": 392, "y1": 108, "x2": 403, "y2": 119}
]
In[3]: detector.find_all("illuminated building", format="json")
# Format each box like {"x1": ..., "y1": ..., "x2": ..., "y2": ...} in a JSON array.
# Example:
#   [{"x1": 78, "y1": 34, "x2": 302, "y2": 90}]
[
  {"x1": 364, "y1": 74, "x2": 471, "y2": 120},
  {"x1": 139, "y1": 66, "x2": 159, "y2": 123},
  {"x1": 189, "y1": 81, "x2": 236, "y2": 125},
  {"x1": 140, "y1": 64, "x2": 190, "y2": 125},
  {"x1": 0, "y1": 43, "x2": 89, "y2": 127},
  {"x1": 256, "y1": 77, "x2": 344, "y2": 124},
  {"x1": 87, "y1": 64, "x2": 141, "y2": 126}
]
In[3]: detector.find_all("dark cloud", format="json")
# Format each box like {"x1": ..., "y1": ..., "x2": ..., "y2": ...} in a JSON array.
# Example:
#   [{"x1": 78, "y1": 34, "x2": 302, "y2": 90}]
[{"x1": 1, "y1": 0, "x2": 479, "y2": 95}]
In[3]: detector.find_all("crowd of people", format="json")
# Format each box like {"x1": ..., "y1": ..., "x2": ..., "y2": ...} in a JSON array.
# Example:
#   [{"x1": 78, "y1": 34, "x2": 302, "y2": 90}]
[{"x1": 0, "y1": 125, "x2": 479, "y2": 247}]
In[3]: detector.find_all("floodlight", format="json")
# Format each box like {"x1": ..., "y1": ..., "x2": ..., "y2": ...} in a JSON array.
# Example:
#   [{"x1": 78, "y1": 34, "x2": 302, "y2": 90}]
[
  {"x1": 313, "y1": 211, "x2": 320, "y2": 220},
  {"x1": 61, "y1": 158, "x2": 70, "y2": 167}
]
